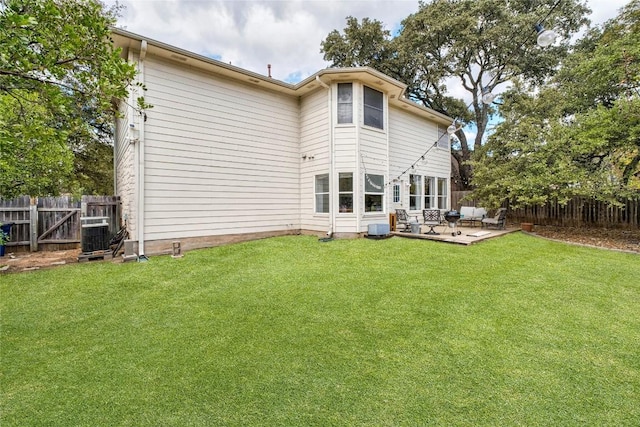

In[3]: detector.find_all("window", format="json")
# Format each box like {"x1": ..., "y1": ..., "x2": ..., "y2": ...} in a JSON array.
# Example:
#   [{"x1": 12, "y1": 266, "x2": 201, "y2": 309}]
[
  {"x1": 437, "y1": 178, "x2": 448, "y2": 209},
  {"x1": 424, "y1": 177, "x2": 435, "y2": 208},
  {"x1": 337, "y1": 83, "x2": 353, "y2": 124},
  {"x1": 315, "y1": 174, "x2": 329, "y2": 213},
  {"x1": 364, "y1": 173, "x2": 384, "y2": 212},
  {"x1": 338, "y1": 173, "x2": 353, "y2": 213},
  {"x1": 393, "y1": 184, "x2": 400, "y2": 203},
  {"x1": 409, "y1": 174, "x2": 422, "y2": 210},
  {"x1": 363, "y1": 86, "x2": 383, "y2": 129},
  {"x1": 437, "y1": 124, "x2": 449, "y2": 149}
]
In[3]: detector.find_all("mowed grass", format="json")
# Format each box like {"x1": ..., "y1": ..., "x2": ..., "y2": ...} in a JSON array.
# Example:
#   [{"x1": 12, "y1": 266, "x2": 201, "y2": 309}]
[{"x1": 1, "y1": 233, "x2": 639, "y2": 426}]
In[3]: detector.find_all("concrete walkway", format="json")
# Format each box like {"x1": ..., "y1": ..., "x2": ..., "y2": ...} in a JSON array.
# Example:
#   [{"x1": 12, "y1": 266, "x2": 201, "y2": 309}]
[{"x1": 391, "y1": 223, "x2": 520, "y2": 245}]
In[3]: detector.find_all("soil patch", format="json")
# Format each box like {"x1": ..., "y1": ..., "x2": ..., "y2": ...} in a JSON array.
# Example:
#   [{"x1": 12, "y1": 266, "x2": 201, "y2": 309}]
[
  {"x1": 532, "y1": 226, "x2": 640, "y2": 254},
  {"x1": 1, "y1": 249, "x2": 84, "y2": 273}
]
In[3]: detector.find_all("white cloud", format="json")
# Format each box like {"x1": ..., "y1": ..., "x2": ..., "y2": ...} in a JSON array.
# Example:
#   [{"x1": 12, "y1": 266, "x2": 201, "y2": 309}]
[{"x1": 109, "y1": 0, "x2": 628, "y2": 84}]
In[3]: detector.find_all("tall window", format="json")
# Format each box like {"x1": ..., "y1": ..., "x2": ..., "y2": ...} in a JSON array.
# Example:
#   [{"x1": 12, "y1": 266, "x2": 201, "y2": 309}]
[
  {"x1": 364, "y1": 174, "x2": 384, "y2": 212},
  {"x1": 437, "y1": 178, "x2": 448, "y2": 209},
  {"x1": 437, "y1": 124, "x2": 449, "y2": 149},
  {"x1": 315, "y1": 174, "x2": 329, "y2": 213},
  {"x1": 409, "y1": 174, "x2": 422, "y2": 210},
  {"x1": 424, "y1": 177, "x2": 435, "y2": 208},
  {"x1": 393, "y1": 184, "x2": 400, "y2": 203},
  {"x1": 363, "y1": 86, "x2": 383, "y2": 129},
  {"x1": 337, "y1": 83, "x2": 353, "y2": 124},
  {"x1": 338, "y1": 172, "x2": 353, "y2": 213}
]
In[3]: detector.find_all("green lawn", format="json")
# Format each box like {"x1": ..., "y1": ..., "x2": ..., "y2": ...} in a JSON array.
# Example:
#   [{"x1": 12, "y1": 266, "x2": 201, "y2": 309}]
[{"x1": 1, "y1": 233, "x2": 639, "y2": 426}]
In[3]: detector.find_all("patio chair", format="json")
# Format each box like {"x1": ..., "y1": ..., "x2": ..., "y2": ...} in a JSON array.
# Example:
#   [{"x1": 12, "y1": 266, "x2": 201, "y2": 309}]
[
  {"x1": 481, "y1": 208, "x2": 507, "y2": 229},
  {"x1": 395, "y1": 209, "x2": 417, "y2": 232},
  {"x1": 422, "y1": 209, "x2": 441, "y2": 235}
]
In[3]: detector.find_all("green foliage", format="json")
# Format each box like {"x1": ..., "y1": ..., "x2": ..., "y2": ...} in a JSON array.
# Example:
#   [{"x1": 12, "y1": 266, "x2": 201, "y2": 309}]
[
  {"x1": 471, "y1": 1, "x2": 640, "y2": 208},
  {"x1": 321, "y1": 0, "x2": 589, "y2": 189},
  {"x1": 2, "y1": 235, "x2": 639, "y2": 425},
  {"x1": 0, "y1": 0, "x2": 138, "y2": 197},
  {"x1": 0, "y1": 92, "x2": 74, "y2": 196},
  {"x1": 0, "y1": 225, "x2": 9, "y2": 245},
  {"x1": 321, "y1": 16, "x2": 396, "y2": 74}
]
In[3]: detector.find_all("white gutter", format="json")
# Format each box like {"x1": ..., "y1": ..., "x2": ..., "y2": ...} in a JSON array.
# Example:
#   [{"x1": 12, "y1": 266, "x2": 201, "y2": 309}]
[
  {"x1": 137, "y1": 40, "x2": 147, "y2": 258},
  {"x1": 316, "y1": 76, "x2": 334, "y2": 237}
]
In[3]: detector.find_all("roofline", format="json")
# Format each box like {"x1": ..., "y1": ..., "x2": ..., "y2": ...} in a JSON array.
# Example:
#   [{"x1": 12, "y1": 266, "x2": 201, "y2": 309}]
[{"x1": 110, "y1": 27, "x2": 453, "y2": 125}]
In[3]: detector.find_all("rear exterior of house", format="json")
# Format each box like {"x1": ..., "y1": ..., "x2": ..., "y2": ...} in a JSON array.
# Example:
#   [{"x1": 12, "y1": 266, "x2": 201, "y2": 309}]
[{"x1": 112, "y1": 29, "x2": 453, "y2": 256}]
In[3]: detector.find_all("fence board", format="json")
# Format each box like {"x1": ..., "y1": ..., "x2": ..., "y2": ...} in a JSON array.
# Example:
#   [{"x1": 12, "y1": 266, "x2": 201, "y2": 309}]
[
  {"x1": 1, "y1": 195, "x2": 121, "y2": 252},
  {"x1": 451, "y1": 192, "x2": 639, "y2": 229},
  {"x1": 508, "y1": 197, "x2": 640, "y2": 229}
]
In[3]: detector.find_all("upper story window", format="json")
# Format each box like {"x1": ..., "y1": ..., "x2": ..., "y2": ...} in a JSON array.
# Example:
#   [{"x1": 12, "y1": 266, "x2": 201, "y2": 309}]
[
  {"x1": 437, "y1": 124, "x2": 449, "y2": 149},
  {"x1": 363, "y1": 86, "x2": 384, "y2": 130},
  {"x1": 337, "y1": 83, "x2": 353, "y2": 124}
]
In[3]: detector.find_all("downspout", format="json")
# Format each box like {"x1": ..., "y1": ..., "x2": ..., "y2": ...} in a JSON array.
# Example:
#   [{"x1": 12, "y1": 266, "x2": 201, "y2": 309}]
[
  {"x1": 316, "y1": 75, "x2": 334, "y2": 237},
  {"x1": 137, "y1": 40, "x2": 147, "y2": 259}
]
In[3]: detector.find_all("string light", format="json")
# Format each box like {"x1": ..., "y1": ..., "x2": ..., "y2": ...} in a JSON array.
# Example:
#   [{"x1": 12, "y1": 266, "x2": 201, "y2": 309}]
[
  {"x1": 481, "y1": 87, "x2": 496, "y2": 104},
  {"x1": 393, "y1": 0, "x2": 564, "y2": 184},
  {"x1": 535, "y1": 23, "x2": 557, "y2": 47}
]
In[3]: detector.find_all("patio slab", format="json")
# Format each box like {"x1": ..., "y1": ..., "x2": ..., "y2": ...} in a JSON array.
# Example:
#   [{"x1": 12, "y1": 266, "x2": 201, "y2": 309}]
[{"x1": 391, "y1": 223, "x2": 520, "y2": 245}]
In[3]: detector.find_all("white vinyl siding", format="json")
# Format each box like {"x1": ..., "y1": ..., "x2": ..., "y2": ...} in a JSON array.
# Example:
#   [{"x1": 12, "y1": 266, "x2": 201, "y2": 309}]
[
  {"x1": 300, "y1": 88, "x2": 330, "y2": 231},
  {"x1": 141, "y1": 56, "x2": 300, "y2": 241},
  {"x1": 388, "y1": 106, "x2": 451, "y2": 211}
]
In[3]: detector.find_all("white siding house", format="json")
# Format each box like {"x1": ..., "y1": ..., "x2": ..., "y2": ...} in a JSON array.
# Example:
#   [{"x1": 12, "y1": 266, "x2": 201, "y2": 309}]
[{"x1": 112, "y1": 29, "x2": 454, "y2": 256}]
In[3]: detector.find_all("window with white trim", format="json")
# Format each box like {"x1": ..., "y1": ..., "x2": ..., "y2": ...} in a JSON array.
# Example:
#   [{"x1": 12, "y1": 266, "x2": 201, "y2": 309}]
[
  {"x1": 337, "y1": 83, "x2": 353, "y2": 124},
  {"x1": 409, "y1": 174, "x2": 422, "y2": 210},
  {"x1": 437, "y1": 124, "x2": 449, "y2": 149},
  {"x1": 424, "y1": 176, "x2": 436, "y2": 208},
  {"x1": 393, "y1": 184, "x2": 400, "y2": 203},
  {"x1": 338, "y1": 172, "x2": 353, "y2": 213},
  {"x1": 315, "y1": 174, "x2": 329, "y2": 213},
  {"x1": 364, "y1": 173, "x2": 384, "y2": 212},
  {"x1": 437, "y1": 178, "x2": 448, "y2": 209},
  {"x1": 363, "y1": 86, "x2": 384, "y2": 129}
]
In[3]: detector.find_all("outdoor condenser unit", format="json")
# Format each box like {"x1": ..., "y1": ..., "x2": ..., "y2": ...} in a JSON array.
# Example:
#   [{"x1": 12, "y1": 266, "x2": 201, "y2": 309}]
[
  {"x1": 81, "y1": 216, "x2": 110, "y2": 253},
  {"x1": 367, "y1": 223, "x2": 390, "y2": 237}
]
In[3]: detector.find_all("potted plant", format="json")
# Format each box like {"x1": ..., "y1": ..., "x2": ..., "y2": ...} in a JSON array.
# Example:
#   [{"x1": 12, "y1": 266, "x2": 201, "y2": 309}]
[{"x1": 521, "y1": 222, "x2": 534, "y2": 232}]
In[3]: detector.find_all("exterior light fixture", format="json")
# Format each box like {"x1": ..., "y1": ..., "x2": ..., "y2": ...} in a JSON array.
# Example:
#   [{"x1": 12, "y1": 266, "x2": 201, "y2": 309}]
[
  {"x1": 481, "y1": 87, "x2": 496, "y2": 104},
  {"x1": 535, "y1": 23, "x2": 556, "y2": 47}
]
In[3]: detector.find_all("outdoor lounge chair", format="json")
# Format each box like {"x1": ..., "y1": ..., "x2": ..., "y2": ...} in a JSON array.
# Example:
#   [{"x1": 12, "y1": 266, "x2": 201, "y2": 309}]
[
  {"x1": 395, "y1": 209, "x2": 417, "y2": 232},
  {"x1": 422, "y1": 209, "x2": 441, "y2": 235},
  {"x1": 481, "y1": 208, "x2": 507, "y2": 229},
  {"x1": 459, "y1": 206, "x2": 487, "y2": 227}
]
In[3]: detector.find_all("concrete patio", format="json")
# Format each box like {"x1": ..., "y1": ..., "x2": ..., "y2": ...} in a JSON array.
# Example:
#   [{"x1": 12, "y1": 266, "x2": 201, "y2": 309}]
[{"x1": 391, "y1": 223, "x2": 520, "y2": 245}]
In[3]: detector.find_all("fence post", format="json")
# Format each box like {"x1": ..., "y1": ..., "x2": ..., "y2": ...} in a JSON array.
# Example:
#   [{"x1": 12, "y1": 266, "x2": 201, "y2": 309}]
[{"x1": 29, "y1": 197, "x2": 38, "y2": 252}]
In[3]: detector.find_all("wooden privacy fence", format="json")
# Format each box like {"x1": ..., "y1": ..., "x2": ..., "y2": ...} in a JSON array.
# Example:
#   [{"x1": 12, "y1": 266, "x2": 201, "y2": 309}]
[
  {"x1": 0, "y1": 195, "x2": 120, "y2": 252},
  {"x1": 451, "y1": 191, "x2": 639, "y2": 229}
]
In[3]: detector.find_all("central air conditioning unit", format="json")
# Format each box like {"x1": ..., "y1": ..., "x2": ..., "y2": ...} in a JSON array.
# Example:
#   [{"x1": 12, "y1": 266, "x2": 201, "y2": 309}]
[
  {"x1": 81, "y1": 216, "x2": 110, "y2": 253},
  {"x1": 367, "y1": 223, "x2": 390, "y2": 238}
]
